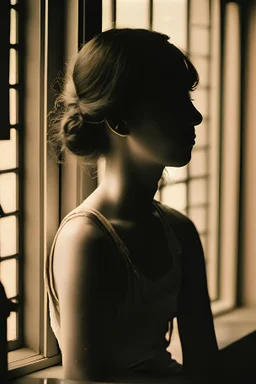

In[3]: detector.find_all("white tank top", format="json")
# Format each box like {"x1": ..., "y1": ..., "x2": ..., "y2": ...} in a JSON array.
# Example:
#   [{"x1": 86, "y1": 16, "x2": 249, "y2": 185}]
[{"x1": 44, "y1": 200, "x2": 184, "y2": 379}]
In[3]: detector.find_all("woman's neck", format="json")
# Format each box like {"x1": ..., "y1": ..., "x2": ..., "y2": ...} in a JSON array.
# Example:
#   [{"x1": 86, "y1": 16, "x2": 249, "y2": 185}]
[{"x1": 92, "y1": 156, "x2": 164, "y2": 222}]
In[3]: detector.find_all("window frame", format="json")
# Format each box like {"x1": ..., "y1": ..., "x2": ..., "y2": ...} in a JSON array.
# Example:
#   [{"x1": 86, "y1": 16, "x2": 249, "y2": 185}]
[
  {"x1": 8, "y1": 0, "x2": 99, "y2": 378},
  {"x1": 210, "y1": 0, "x2": 241, "y2": 315},
  {"x1": 0, "y1": 0, "x2": 24, "y2": 353},
  {"x1": 101, "y1": 0, "x2": 242, "y2": 314},
  {"x1": 8, "y1": 0, "x2": 64, "y2": 378}
]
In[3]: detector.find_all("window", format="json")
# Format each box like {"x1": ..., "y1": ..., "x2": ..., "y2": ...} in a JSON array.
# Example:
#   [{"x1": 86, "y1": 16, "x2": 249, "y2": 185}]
[
  {"x1": 7, "y1": 2, "x2": 98, "y2": 379},
  {"x1": 7, "y1": 0, "x2": 67, "y2": 378},
  {"x1": 0, "y1": 0, "x2": 22, "y2": 353},
  {"x1": 101, "y1": 0, "x2": 242, "y2": 314}
]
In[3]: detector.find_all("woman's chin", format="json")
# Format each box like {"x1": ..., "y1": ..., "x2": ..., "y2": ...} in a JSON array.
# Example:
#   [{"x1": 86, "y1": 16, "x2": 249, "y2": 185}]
[{"x1": 164, "y1": 149, "x2": 192, "y2": 167}]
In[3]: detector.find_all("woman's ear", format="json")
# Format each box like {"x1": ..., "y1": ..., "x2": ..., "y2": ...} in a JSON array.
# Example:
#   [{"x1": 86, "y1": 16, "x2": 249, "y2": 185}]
[{"x1": 105, "y1": 119, "x2": 130, "y2": 137}]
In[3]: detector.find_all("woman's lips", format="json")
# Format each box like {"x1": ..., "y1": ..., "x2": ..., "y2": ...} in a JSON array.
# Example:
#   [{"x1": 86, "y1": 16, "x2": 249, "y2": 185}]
[
  {"x1": 183, "y1": 136, "x2": 196, "y2": 147},
  {"x1": 186, "y1": 134, "x2": 196, "y2": 145}
]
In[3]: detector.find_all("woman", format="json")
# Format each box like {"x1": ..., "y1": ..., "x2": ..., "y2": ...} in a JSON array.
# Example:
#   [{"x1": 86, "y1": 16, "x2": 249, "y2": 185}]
[{"x1": 45, "y1": 28, "x2": 255, "y2": 383}]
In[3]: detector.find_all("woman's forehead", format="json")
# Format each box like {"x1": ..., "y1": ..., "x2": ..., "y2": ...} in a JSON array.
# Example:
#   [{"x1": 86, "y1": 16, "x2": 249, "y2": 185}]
[
  {"x1": 152, "y1": 44, "x2": 190, "y2": 76},
  {"x1": 153, "y1": 57, "x2": 191, "y2": 90}
]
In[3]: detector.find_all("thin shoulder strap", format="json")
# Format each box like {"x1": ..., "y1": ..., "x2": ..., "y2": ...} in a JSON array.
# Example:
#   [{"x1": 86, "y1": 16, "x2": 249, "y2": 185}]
[
  {"x1": 45, "y1": 208, "x2": 131, "y2": 308},
  {"x1": 79, "y1": 207, "x2": 131, "y2": 257},
  {"x1": 152, "y1": 200, "x2": 183, "y2": 257}
]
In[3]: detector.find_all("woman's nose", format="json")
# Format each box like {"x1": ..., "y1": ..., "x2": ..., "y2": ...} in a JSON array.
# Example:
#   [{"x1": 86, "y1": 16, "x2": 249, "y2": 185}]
[{"x1": 190, "y1": 105, "x2": 203, "y2": 126}]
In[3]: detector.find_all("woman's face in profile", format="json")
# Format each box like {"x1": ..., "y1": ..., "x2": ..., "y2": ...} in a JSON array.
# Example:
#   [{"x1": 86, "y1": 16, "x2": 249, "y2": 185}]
[{"x1": 128, "y1": 52, "x2": 203, "y2": 168}]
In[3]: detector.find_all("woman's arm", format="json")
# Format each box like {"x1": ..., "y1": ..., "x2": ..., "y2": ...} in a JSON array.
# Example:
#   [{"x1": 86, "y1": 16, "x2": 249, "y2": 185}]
[
  {"x1": 53, "y1": 216, "x2": 127, "y2": 381},
  {"x1": 175, "y1": 216, "x2": 219, "y2": 376},
  {"x1": 161, "y1": 205, "x2": 219, "y2": 377}
]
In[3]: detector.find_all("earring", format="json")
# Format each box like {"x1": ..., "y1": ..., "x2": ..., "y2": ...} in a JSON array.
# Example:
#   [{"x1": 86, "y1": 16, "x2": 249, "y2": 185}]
[{"x1": 105, "y1": 120, "x2": 128, "y2": 137}]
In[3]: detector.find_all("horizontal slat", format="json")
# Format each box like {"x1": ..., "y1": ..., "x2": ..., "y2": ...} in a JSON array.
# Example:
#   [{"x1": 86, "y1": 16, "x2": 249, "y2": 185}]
[
  {"x1": 190, "y1": 23, "x2": 210, "y2": 29},
  {"x1": 159, "y1": 174, "x2": 210, "y2": 189},
  {"x1": 9, "y1": 84, "x2": 20, "y2": 90},
  {"x1": 186, "y1": 202, "x2": 210, "y2": 210},
  {"x1": 0, "y1": 167, "x2": 19, "y2": 175},
  {"x1": 0, "y1": 254, "x2": 20, "y2": 262},
  {"x1": 193, "y1": 144, "x2": 211, "y2": 151},
  {"x1": 0, "y1": 209, "x2": 20, "y2": 218}
]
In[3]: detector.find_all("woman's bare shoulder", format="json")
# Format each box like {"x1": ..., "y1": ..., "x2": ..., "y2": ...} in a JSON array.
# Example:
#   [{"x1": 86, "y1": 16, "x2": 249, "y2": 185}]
[
  {"x1": 53, "y1": 213, "x2": 128, "y2": 297},
  {"x1": 57, "y1": 212, "x2": 106, "y2": 244},
  {"x1": 51, "y1": 214, "x2": 128, "y2": 381}
]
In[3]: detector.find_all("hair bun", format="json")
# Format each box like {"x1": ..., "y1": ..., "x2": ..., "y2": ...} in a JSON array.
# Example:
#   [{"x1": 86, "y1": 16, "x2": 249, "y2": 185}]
[
  {"x1": 62, "y1": 107, "x2": 84, "y2": 136},
  {"x1": 60, "y1": 106, "x2": 108, "y2": 158},
  {"x1": 61, "y1": 107, "x2": 90, "y2": 155}
]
